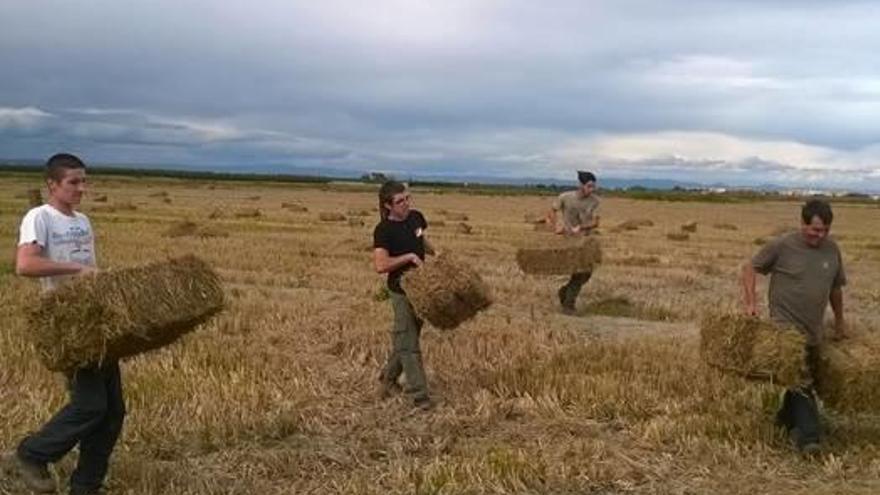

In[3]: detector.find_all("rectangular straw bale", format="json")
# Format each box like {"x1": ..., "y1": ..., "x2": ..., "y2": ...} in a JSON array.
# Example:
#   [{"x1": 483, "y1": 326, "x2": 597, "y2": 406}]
[
  {"x1": 401, "y1": 253, "x2": 492, "y2": 330},
  {"x1": 699, "y1": 313, "x2": 807, "y2": 387},
  {"x1": 28, "y1": 255, "x2": 225, "y2": 372},
  {"x1": 816, "y1": 334, "x2": 880, "y2": 413},
  {"x1": 515, "y1": 236, "x2": 602, "y2": 275}
]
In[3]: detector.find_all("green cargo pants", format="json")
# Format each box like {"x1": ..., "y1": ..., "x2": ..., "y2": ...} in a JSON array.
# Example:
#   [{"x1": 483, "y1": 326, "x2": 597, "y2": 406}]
[{"x1": 380, "y1": 291, "x2": 429, "y2": 401}]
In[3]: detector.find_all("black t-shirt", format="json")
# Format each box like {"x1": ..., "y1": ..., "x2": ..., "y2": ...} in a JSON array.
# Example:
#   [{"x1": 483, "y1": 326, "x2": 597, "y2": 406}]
[{"x1": 373, "y1": 210, "x2": 427, "y2": 293}]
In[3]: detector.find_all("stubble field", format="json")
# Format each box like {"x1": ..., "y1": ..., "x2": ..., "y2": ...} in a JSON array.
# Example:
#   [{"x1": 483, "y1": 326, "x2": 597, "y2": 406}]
[{"x1": 2, "y1": 173, "x2": 880, "y2": 494}]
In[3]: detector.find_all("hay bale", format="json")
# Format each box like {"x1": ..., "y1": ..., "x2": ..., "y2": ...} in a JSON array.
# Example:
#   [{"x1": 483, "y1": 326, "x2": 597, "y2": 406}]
[
  {"x1": 816, "y1": 334, "x2": 880, "y2": 413},
  {"x1": 667, "y1": 232, "x2": 689, "y2": 241},
  {"x1": 430, "y1": 220, "x2": 446, "y2": 228},
  {"x1": 456, "y1": 222, "x2": 473, "y2": 234},
  {"x1": 92, "y1": 194, "x2": 108, "y2": 203},
  {"x1": 699, "y1": 313, "x2": 807, "y2": 387},
  {"x1": 681, "y1": 221, "x2": 698, "y2": 233},
  {"x1": 208, "y1": 208, "x2": 224, "y2": 219},
  {"x1": 148, "y1": 191, "x2": 169, "y2": 198},
  {"x1": 28, "y1": 255, "x2": 225, "y2": 372},
  {"x1": 524, "y1": 213, "x2": 546, "y2": 224},
  {"x1": 515, "y1": 236, "x2": 602, "y2": 275},
  {"x1": 347, "y1": 217, "x2": 365, "y2": 227},
  {"x1": 319, "y1": 212, "x2": 346, "y2": 222},
  {"x1": 712, "y1": 223, "x2": 738, "y2": 231},
  {"x1": 618, "y1": 219, "x2": 654, "y2": 230},
  {"x1": 162, "y1": 221, "x2": 229, "y2": 239},
  {"x1": 401, "y1": 253, "x2": 492, "y2": 330},
  {"x1": 346, "y1": 208, "x2": 371, "y2": 217},
  {"x1": 246, "y1": 195, "x2": 261, "y2": 201},
  {"x1": 234, "y1": 208, "x2": 262, "y2": 218},
  {"x1": 281, "y1": 202, "x2": 308, "y2": 212},
  {"x1": 27, "y1": 189, "x2": 43, "y2": 208},
  {"x1": 445, "y1": 212, "x2": 469, "y2": 221}
]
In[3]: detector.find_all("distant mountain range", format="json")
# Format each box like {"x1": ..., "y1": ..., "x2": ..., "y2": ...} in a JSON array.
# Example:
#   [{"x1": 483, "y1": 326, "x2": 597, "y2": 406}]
[{"x1": 0, "y1": 158, "x2": 856, "y2": 193}]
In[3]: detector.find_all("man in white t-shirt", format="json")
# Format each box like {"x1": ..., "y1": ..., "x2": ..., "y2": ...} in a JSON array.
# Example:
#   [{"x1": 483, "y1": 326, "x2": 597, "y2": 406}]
[{"x1": 10, "y1": 154, "x2": 124, "y2": 495}]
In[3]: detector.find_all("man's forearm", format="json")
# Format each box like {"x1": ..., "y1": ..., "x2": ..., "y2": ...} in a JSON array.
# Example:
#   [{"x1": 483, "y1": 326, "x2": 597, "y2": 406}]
[
  {"x1": 741, "y1": 263, "x2": 758, "y2": 312},
  {"x1": 830, "y1": 288, "x2": 844, "y2": 320},
  {"x1": 16, "y1": 256, "x2": 87, "y2": 278}
]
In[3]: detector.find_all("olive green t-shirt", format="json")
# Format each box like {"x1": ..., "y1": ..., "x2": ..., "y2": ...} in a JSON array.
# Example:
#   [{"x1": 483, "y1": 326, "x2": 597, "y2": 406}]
[
  {"x1": 752, "y1": 232, "x2": 846, "y2": 344},
  {"x1": 552, "y1": 191, "x2": 600, "y2": 233}
]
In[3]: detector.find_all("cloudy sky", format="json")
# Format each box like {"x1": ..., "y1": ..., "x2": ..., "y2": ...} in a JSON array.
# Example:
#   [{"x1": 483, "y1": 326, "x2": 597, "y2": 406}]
[{"x1": 1, "y1": 1, "x2": 879, "y2": 189}]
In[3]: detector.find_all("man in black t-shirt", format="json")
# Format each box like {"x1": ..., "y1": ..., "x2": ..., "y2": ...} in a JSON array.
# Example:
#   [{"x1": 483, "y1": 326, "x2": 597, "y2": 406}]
[{"x1": 372, "y1": 181, "x2": 435, "y2": 410}]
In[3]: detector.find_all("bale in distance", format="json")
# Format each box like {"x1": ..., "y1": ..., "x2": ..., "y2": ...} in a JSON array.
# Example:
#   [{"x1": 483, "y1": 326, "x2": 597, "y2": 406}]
[
  {"x1": 27, "y1": 189, "x2": 43, "y2": 208},
  {"x1": 401, "y1": 253, "x2": 492, "y2": 330},
  {"x1": 92, "y1": 194, "x2": 108, "y2": 203},
  {"x1": 445, "y1": 212, "x2": 469, "y2": 221},
  {"x1": 667, "y1": 232, "x2": 689, "y2": 241},
  {"x1": 712, "y1": 223, "x2": 738, "y2": 231},
  {"x1": 524, "y1": 212, "x2": 546, "y2": 225},
  {"x1": 281, "y1": 202, "x2": 309, "y2": 212},
  {"x1": 816, "y1": 333, "x2": 880, "y2": 413},
  {"x1": 515, "y1": 236, "x2": 602, "y2": 276},
  {"x1": 346, "y1": 208, "x2": 372, "y2": 217},
  {"x1": 28, "y1": 255, "x2": 225, "y2": 372},
  {"x1": 347, "y1": 217, "x2": 365, "y2": 227},
  {"x1": 319, "y1": 212, "x2": 347, "y2": 222},
  {"x1": 699, "y1": 313, "x2": 807, "y2": 387},
  {"x1": 681, "y1": 221, "x2": 698, "y2": 233},
  {"x1": 162, "y1": 221, "x2": 229, "y2": 239},
  {"x1": 456, "y1": 222, "x2": 473, "y2": 234},
  {"x1": 234, "y1": 208, "x2": 262, "y2": 218}
]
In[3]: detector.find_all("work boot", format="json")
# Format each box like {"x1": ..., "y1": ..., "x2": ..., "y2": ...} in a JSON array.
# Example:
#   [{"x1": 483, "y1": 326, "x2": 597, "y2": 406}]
[
  {"x1": 70, "y1": 485, "x2": 107, "y2": 495},
  {"x1": 11, "y1": 450, "x2": 56, "y2": 494},
  {"x1": 414, "y1": 396, "x2": 434, "y2": 411}
]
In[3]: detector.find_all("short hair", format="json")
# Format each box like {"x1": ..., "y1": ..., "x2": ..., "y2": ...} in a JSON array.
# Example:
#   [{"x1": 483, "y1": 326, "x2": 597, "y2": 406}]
[
  {"x1": 577, "y1": 170, "x2": 596, "y2": 185},
  {"x1": 45, "y1": 153, "x2": 86, "y2": 182},
  {"x1": 801, "y1": 199, "x2": 833, "y2": 225}
]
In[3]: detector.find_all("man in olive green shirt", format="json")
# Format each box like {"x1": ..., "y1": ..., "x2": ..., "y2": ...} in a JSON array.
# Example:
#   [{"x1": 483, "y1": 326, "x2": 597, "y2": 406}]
[
  {"x1": 547, "y1": 170, "x2": 600, "y2": 314},
  {"x1": 741, "y1": 199, "x2": 846, "y2": 454}
]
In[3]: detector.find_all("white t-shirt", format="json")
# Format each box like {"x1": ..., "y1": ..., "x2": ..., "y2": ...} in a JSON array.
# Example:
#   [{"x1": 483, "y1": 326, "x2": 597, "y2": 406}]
[{"x1": 18, "y1": 204, "x2": 97, "y2": 291}]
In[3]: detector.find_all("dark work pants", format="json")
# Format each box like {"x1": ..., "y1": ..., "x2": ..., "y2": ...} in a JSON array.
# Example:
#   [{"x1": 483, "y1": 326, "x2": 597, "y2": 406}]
[
  {"x1": 559, "y1": 271, "x2": 592, "y2": 309},
  {"x1": 776, "y1": 346, "x2": 821, "y2": 444},
  {"x1": 18, "y1": 362, "x2": 126, "y2": 492},
  {"x1": 381, "y1": 291, "x2": 429, "y2": 401}
]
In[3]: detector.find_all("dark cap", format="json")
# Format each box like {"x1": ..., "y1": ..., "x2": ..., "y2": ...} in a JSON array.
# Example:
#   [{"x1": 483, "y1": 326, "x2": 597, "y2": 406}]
[{"x1": 577, "y1": 170, "x2": 596, "y2": 185}]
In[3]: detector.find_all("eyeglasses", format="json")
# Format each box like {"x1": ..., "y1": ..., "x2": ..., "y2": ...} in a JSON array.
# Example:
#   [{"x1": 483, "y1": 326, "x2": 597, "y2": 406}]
[{"x1": 392, "y1": 195, "x2": 411, "y2": 206}]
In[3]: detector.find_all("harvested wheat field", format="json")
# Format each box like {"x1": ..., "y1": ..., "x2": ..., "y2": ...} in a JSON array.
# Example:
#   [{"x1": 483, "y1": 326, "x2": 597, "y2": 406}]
[{"x1": 2, "y1": 173, "x2": 880, "y2": 494}]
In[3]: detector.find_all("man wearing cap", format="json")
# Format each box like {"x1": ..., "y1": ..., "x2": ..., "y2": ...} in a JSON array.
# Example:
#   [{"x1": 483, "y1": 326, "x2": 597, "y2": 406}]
[{"x1": 547, "y1": 170, "x2": 600, "y2": 314}]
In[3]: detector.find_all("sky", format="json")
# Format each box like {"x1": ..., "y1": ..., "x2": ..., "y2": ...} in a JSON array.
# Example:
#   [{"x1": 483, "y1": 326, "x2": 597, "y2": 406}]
[{"x1": 1, "y1": 1, "x2": 880, "y2": 189}]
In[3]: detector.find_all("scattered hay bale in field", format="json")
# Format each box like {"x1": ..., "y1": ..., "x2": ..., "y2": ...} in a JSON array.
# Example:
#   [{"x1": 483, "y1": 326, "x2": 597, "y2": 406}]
[
  {"x1": 612, "y1": 219, "x2": 653, "y2": 232},
  {"x1": 148, "y1": 191, "x2": 169, "y2": 198},
  {"x1": 319, "y1": 212, "x2": 346, "y2": 222},
  {"x1": 346, "y1": 208, "x2": 371, "y2": 217},
  {"x1": 27, "y1": 255, "x2": 225, "y2": 372},
  {"x1": 445, "y1": 212, "x2": 469, "y2": 221},
  {"x1": 667, "y1": 232, "x2": 690, "y2": 241},
  {"x1": 681, "y1": 221, "x2": 698, "y2": 233},
  {"x1": 524, "y1": 212, "x2": 546, "y2": 224},
  {"x1": 401, "y1": 253, "x2": 492, "y2": 329},
  {"x1": 456, "y1": 222, "x2": 473, "y2": 234},
  {"x1": 281, "y1": 202, "x2": 308, "y2": 212},
  {"x1": 92, "y1": 194, "x2": 108, "y2": 203},
  {"x1": 162, "y1": 221, "x2": 229, "y2": 239},
  {"x1": 435, "y1": 209, "x2": 448, "y2": 215},
  {"x1": 430, "y1": 220, "x2": 446, "y2": 227},
  {"x1": 583, "y1": 296, "x2": 636, "y2": 317},
  {"x1": 208, "y1": 208, "x2": 224, "y2": 219},
  {"x1": 91, "y1": 202, "x2": 137, "y2": 214},
  {"x1": 712, "y1": 223, "x2": 738, "y2": 231},
  {"x1": 515, "y1": 236, "x2": 602, "y2": 275},
  {"x1": 246, "y1": 195, "x2": 261, "y2": 201},
  {"x1": 699, "y1": 313, "x2": 807, "y2": 387},
  {"x1": 816, "y1": 333, "x2": 880, "y2": 413},
  {"x1": 612, "y1": 255, "x2": 661, "y2": 267},
  {"x1": 233, "y1": 208, "x2": 262, "y2": 218},
  {"x1": 753, "y1": 237, "x2": 768, "y2": 246},
  {"x1": 162, "y1": 197, "x2": 172, "y2": 204},
  {"x1": 533, "y1": 222, "x2": 554, "y2": 232},
  {"x1": 27, "y1": 189, "x2": 43, "y2": 207},
  {"x1": 347, "y1": 217, "x2": 365, "y2": 227}
]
